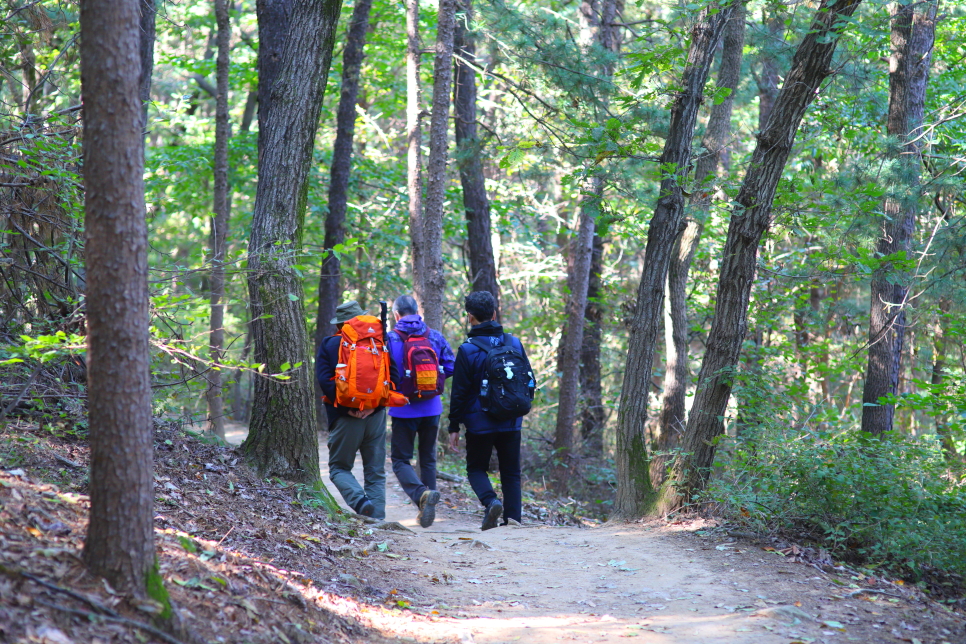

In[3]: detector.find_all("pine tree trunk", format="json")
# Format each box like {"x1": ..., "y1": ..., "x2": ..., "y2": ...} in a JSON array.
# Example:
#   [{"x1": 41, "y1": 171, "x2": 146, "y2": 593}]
[
  {"x1": 579, "y1": 231, "x2": 605, "y2": 455},
  {"x1": 80, "y1": 0, "x2": 155, "y2": 595},
  {"x1": 138, "y1": 0, "x2": 156, "y2": 128},
  {"x1": 255, "y1": 0, "x2": 292, "y2": 158},
  {"x1": 861, "y1": 1, "x2": 936, "y2": 435},
  {"x1": 314, "y1": 0, "x2": 374, "y2": 429},
  {"x1": 656, "y1": 4, "x2": 745, "y2": 477},
  {"x1": 454, "y1": 0, "x2": 499, "y2": 305},
  {"x1": 613, "y1": 2, "x2": 734, "y2": 519},
  {"x1": 206, "y1": 0, "x2": 232, "y2": 441},
  {"x1": 407, "y1": 0, "x2": 425, "y2": 310},
  {"x1": 421, "y1": 0, "x2": 457, "y2": 331},
  {"x1": 659, "y1": 0, "x2": 864, "y2": 513},
  {"x1": 241, "y1": 0, "x2": 343, "y2": 482}
]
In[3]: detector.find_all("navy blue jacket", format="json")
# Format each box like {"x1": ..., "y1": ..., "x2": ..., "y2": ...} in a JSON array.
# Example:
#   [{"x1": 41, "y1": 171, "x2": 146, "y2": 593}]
[
  {"x1": 448, "y1": 320, "x2": 529, "y2": 435},
  {"x1": 315, "y1": 332, "x2": 400, "y2": 427}
]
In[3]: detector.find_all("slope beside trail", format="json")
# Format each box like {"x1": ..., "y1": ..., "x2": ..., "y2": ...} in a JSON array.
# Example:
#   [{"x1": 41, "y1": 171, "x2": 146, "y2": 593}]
[{"x1": 226, "y1": 425, "x2": 965, "y2": 644}]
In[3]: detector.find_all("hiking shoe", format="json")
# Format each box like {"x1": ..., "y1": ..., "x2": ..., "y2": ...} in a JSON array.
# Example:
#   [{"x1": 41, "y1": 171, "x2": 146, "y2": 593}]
[
  {"x1": 417, "y1": 490, "x2": 441, "y2": 528},
  {"x1": 356, "y1": 499, "x2": 375, "y2": 517},
  {"x1": 481, "y1": 500, "x2": 503, "y2": 531}
]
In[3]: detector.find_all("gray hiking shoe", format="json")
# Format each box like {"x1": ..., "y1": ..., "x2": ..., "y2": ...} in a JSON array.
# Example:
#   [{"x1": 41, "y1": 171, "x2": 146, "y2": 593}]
[
  {"x1": 417, "y1": 490, "x2": 441, "y2": 528},
  {"x1": 482, "y1": 500, "x2": 503, "y2": 531}
]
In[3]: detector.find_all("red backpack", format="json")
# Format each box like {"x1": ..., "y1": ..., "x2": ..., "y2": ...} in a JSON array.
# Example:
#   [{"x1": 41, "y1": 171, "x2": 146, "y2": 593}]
[{"x1": 396, "y1": 330, "x2": 444, "y2": 401}]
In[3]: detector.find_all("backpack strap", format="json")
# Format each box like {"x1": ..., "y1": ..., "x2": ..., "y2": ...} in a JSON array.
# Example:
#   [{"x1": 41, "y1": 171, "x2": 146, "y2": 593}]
[{"x1": 468, "y1": 336, "x2": 492, "y2": 353}]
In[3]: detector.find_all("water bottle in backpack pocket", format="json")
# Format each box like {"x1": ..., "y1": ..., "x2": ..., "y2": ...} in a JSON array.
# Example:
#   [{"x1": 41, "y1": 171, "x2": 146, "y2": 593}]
[{"x1": 469, "y1": 334, "x2": 535, "y2": 421}]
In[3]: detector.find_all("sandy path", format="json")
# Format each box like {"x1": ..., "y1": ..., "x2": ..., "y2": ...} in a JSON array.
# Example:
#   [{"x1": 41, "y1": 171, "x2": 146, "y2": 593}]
[{"x1": 224, "y1": 425, "x2": 902, "y2": 643}]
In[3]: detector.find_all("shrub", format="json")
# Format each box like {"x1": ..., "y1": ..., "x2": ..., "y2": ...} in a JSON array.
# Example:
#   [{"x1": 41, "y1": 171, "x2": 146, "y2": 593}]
[{"x1": 707, "y1": 426, "x2": 966, "y2": 580}]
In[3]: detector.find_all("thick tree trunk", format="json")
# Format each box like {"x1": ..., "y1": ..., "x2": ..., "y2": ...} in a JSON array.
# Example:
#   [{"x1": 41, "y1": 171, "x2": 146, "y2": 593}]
[
  {"x1": 241, "y1": 0, "x2": 343, "y2": 482},
  {"x1": 612, "y1": 2, "x2": 734, "y2": 519},
  {"x1": 420, "y1": 0, "x2": 457, "y2": 331},
  {"x1": 80, "y1": 0, "x2": 155, "y2": 595},
  {"x1": 659, "y1": 0, "x2": 864, "y2": 513},
  {"x1": 206, "y1": 0, "x2": 232, "y2": 441},
  {"x1": 454, "y1": 0, "x2": 499, "y2": 305},
  {"x1": 579, "y1": 231, "x2": 605, "y2": 455},
  {"x1": 138, "y1": 0, "x2": 156, "y2": 128},
  {"x1": 314, "y1": 0, "x2": 374, "y2": 429},
  {"x1": 407, "y1": 0, "x2": 425, "y2": 309},
  {"x1": 861, "y1": 1, "x2": 936, "y2": 435},
  {"x1": 552, "y1": 183, "x2": 598, "y2": 472},
  {"x1": 656, "y1": 4, "x2": 746, "y2": 474},
  {"x1": 255, "y1": 0, "x2": 292, "y2": 158}
]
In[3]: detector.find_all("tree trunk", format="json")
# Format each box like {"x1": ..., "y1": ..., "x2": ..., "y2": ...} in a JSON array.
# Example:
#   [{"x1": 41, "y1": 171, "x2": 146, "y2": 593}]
[
  {"x1": 861, "y1": 0, "x2": 937, "y2": 435},
  {"x1": 932, "y1": 297, "x2": 956, "y2": 459},
  {"x1": 420, "y1": 0, "x2": 457, "y2": 331},
  {"x1": 206, "y1": 0, "x2": 232, "y2": 441},
  {"x1": 656, "y1": 3, "x2": 746, "y2": 477},
  {"x1": 407, "y1": 0, "x2": 425, "y2": 310},
  {"x1": 579, "y1": 231, "x2": 605, "y2": 456},
  {"x1": 314, "y1": 0, "x2": 374, "y2": 429},
  {"x1": 80, "y1": 0, "x2": 155, "y2": 595},
  {"x1": 241, "y1": 0, "x2": 343, "y2": 482},
  {"x1": 552, "y1": 183, "x2": 598, "y2": 473},
  {"x1": 755, "y1": 9, "x2": 783, "y2": 133},
  {"x1": 138, "y1": 0, "x2": 157, "y2": 128},
  {"x1": 255, "y1": 0, "x2": 292, "y2": 158},
  {"x1": 659, "y1": 0, "x2": 864, "y2": 513},
  {"x1": 612, "y1": 2, "x2": 735, "y2": 519},
  {"x1": 454, "y1": 0, "x2": 499, "y2": 305}
]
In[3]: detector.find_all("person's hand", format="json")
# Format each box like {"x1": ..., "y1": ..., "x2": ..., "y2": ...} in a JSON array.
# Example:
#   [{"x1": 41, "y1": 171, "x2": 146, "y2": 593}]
[
  {"x1": 448, "y1": 432, "x2": 460, "y2": 452},
  {"x1": 349, "y1": 408, "x2": 375, "y2": 419}
]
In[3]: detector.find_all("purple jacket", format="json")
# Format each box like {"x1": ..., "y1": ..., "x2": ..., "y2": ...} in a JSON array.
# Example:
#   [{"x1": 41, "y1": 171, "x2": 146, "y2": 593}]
[{"x1": 387, "y1": 315, "x2": 456, "y2": 418}]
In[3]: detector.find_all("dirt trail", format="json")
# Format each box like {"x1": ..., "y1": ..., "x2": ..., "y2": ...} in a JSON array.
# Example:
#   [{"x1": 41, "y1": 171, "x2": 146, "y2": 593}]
[{"x1": 224, "y1": 426, "x2": 963, "y2": 644}]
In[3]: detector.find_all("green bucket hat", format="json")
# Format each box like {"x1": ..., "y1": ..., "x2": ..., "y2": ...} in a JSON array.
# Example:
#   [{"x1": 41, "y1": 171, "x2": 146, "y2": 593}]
[{"x1": 330, "y1": 300, "x2": 368, "y2": 325}]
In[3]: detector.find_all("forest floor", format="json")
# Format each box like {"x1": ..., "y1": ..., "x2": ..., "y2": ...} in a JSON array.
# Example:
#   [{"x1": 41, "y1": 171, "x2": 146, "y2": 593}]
[{"x1": 0, "y1": 419, "x2": 963, "y2": 644}]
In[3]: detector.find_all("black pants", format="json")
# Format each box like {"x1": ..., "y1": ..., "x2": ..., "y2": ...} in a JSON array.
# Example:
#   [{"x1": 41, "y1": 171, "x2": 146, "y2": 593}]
[
  {"x1": 390, "y1": 415, "x2": 439, "y2": 504},
  {"x1": 465, "y1": 430, "x2": 522, "y2": 523}
]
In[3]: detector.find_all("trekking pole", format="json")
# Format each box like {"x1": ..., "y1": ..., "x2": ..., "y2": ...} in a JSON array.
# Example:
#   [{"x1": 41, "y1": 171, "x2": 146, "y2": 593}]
[{"x1": 379, "y1": 300, "x2": 388, "y2": 345}]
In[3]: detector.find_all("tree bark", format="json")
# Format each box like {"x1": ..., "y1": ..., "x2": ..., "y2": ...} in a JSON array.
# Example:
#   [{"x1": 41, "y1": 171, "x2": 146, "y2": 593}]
[
  {"x1": 656, "y1": 3, "x2": 746, "y2": 475},
  {"x1": 420, "y1": 0, "x2": 458, "y2": 331},
  {"x1": 80, "y1": 0, "x2": 155, "y2": 595},
  {"x1": 659, "y1": 0, "x2": 864, "y2": 513},
  {"x1": 579, "y1": 231, "x2": 606, "y2": 455},
  {"x1": 612, "y1": 2, "x2": 735, "y2": 519},
  {"x1": 755, "y1": 9, "x2": 783, "y2": 133},
  {"x1": 454, "y1": 0, "x2": 499, "y2": 306},
  {"x1": 206, "y1": 0, "x2": 232, "y2": 441},
  {"x1": 255, "y1": 0, "x2": 292, "y2": 159},
  {"x1": 407, "y1": 0, "x2": 425, "y2": 311},
  {"x1": 138, "y1": 0, "x2": 157, "y2": 128},
  {"x1": 241, "y1": 0, "x2": 343, "y2": 482},
  {"x1": 552, "y1": 181, "x2": 598, "y2": 472},
  {"x1": 861, "y1": 0, "x2": 937, "y2": 435},
  {"x1": 314, "y1": 0, "x2": 374, "y2": 429}
]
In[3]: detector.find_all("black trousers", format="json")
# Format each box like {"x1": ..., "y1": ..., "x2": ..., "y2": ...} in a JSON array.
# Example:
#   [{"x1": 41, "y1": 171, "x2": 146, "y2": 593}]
[
  {"x1": 390, "y1": 415, "x2": 439, "y2": 504},
  {"x1": 465, "y1": 430, "x2": 522, "y2": 523}
]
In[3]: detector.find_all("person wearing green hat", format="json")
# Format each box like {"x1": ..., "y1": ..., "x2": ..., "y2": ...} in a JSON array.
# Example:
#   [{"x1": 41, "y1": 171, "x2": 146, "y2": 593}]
[{"x1": 315, "y1": 300, "x2": 400, "y2": 519}]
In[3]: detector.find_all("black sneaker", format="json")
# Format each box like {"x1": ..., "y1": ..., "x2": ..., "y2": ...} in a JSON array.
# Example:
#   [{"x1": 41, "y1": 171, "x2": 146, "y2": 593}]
[
  {"x1": 481, "y1": 500, "x2": 503, "y2": 531},
  {"x1": 417, "y1": 490, "x2": 441, "y2": 528},
  {"x1": 356, "y1": 498, "x2": 375, "y2": 517}
]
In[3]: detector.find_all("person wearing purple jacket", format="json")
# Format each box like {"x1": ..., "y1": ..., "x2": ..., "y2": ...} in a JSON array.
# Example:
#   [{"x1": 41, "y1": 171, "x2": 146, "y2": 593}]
[{"x1": 387, "y1": 295, "x2": 456, "y2": 527}]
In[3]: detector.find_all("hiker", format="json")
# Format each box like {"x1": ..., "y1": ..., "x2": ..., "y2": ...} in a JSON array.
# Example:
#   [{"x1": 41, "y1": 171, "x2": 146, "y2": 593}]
[
  {"x1": 316, "y1": 300, "x2": 406, "y2": 519},
  {"x1": 447, "y1": 291, "x2": 536, "y2": 530},
  {"x1": 387, "y1": 295, "x2": 456, "y2": 528}
]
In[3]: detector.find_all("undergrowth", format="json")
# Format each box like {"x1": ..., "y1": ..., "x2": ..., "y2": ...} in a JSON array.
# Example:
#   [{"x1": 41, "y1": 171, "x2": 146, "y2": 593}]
[{"x1": 707, "y1": 425, "x2": 966, "y2": 589}]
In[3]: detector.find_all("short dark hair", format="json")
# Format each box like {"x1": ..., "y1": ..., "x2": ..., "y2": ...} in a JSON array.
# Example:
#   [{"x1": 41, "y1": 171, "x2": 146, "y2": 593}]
[
  {"x1": 393, "y1": 295, "x2": 418, "y2": 316},
  {"x1": 464, "y1": 291, "x2": 496, "y2": 322}
]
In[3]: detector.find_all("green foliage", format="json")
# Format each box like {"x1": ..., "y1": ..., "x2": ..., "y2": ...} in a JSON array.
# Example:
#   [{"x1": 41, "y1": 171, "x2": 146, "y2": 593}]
[{"x1": 709, "y1": 425, "x2": 966, "y2": 579}]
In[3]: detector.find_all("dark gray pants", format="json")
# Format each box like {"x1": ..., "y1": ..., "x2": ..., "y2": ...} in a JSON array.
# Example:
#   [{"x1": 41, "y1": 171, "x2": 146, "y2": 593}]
[
  {"x1": 327, "y1": 408, "x2": 387, "y2": 519},
  {"x1": 390, "y1": 415, "x2": 439, "y2": 504}
]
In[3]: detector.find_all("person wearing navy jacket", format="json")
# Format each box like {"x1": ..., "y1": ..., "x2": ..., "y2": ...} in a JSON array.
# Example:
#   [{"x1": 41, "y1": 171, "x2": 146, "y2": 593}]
[
  {"x1": 386, "y1": 295, "x2": 456, "y2": 528},
  {"x1": 447, "y1": 290, "x2": 529, "y2": 530}
]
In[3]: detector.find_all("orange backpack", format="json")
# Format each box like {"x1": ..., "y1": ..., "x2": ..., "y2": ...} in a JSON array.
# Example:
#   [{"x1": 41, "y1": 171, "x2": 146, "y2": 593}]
[{"x1": 333, "y1": 315, "x2": 408, "y2": 410}]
